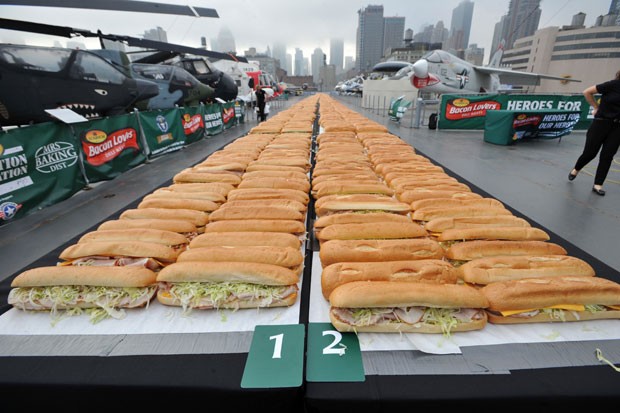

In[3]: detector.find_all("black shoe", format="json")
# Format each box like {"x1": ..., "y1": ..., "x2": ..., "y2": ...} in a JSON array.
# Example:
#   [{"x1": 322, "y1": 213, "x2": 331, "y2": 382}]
[
  {"x1": 592, "y1": 186, "x2": 606, "y2": 196},
  {"x1": 568, "y1": 171, "x2": 577, "y2": 181}
]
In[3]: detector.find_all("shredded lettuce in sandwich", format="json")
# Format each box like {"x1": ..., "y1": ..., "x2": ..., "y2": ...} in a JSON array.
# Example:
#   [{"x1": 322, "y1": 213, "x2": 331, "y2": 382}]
[
  {"x1": 541, "y1": 308, "x2": 567, "y2": 322},
  {"x1": 10, "y1": 285, "x2": 156, "y2": 325},
  {"x1": 421, "y1": 308, "x2": 459, "y2": 336},
  {"x1": 166, "y1": 281, "x2": 292, "y2": 314}
]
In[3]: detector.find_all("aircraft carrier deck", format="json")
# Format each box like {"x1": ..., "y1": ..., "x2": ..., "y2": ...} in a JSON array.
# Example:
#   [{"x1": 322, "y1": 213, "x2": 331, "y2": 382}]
[{"x1": 1, "y1": 94, "x2": 618, "y2": 288}]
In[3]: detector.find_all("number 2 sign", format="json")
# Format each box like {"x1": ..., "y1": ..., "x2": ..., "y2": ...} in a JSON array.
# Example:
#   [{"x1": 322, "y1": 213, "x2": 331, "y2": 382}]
[{"x1": 306, "y1": 323, "x2": 365, "y2": 382}]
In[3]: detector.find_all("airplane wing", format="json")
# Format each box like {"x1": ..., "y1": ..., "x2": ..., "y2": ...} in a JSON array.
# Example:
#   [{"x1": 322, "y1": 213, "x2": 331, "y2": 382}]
[{"x1": 473, "y1": 65, "x2": 580, "y2": 86}]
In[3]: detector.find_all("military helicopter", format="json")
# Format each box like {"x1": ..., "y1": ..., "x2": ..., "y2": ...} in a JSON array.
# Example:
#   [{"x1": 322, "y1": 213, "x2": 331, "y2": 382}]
[
  {"x1": 0, "y1": 17, "x2": 240, "y2": 125},
  {"x1": 0, "y1": 43, "x2": 159, "y2": 126}
]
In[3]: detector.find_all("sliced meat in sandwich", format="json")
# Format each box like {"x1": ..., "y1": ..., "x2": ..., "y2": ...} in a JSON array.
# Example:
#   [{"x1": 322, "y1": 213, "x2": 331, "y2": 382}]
[
  {"x1": 9, "y1": 266, "x2": 157, "y2": 324},
  {"x1": 156, "y1": 261, "x2": 299, "y2": 312},
  {"x1": 329, "y1": 281, "x2": 489, "y2": 335},
  {"x1": 481, "y1": 276, "x2": 620, "y2": 324}
]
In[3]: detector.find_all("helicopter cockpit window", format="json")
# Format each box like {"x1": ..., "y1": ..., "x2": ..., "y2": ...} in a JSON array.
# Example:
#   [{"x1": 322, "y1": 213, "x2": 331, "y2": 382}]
[
  {"x1": 70, "y1": 52, "x2": 125, "y2": 84},
  {"x1": 132, "y1": 64, "x2": 172, "y2": 81},
  {"x1": 191, "y1": 60, "x2": 212, "y2": 75},
  {"x1": 421, "y1": 51, "x2": 441, "y2": 63},
  {"x1": 0, "y1": 46, "x2": 70, "y2": 72},
  {"x1": 171, "y1": 68, "x2": 198, "y2": 86}
]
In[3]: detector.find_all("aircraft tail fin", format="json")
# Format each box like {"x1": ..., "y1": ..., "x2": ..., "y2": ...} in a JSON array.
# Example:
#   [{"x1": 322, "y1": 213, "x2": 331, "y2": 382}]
[{"x1": 488, "y1": 40, "x2": 504, "y2": 67}]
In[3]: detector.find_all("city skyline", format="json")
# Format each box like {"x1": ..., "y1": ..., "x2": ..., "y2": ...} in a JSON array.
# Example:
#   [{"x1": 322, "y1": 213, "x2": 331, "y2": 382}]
[{"x1": 0, "y1": 0, "x2": 613, "y2": 65}]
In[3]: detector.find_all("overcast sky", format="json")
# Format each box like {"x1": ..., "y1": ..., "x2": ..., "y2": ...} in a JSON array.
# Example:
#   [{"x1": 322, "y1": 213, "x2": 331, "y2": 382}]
[{"x1": 0, "y1": 0, "x2": 612, "y2": 63}]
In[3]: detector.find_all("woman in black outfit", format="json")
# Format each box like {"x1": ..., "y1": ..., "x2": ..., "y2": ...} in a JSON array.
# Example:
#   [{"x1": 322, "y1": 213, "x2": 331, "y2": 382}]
[{"x1": 569, "y1": 71, "x2": 620, "y2": 196}]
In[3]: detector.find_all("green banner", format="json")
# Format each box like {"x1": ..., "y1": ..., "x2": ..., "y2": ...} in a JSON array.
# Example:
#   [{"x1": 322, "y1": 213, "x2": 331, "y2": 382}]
[
  {"x1": 204, "y1": 103, "x2": 224, "y2": 136},
  {"x1": 484, "y1": 110, "x2": 581, "y2": 145},
  {"x1": 138, "y1": 108, "x2": 186, "y2": 158},
  {"x1": 74, "y1": 113, "x2": 146, "y2": 183},
  {"x1": 222, "y1": 102, "x2": 237, "y2": 130},
  {"x1": 180, "y1": 105, "x2": 205, "y2": 145},
  {"x1": 439, "y1": 93, "x2": 591, "y2": 130},
  {"x1": 0, "y1": 122, "x2": 85, "y2": 225}
]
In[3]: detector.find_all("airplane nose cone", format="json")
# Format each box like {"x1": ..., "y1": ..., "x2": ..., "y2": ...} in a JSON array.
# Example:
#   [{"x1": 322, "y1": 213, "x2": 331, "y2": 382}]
[{"x1": 412, "y1": 59, "x2": 429, "y2": 79}]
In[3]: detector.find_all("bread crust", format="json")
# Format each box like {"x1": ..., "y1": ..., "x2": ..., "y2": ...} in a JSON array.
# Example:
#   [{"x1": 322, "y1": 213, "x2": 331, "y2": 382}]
[
  {"x1": 165, "y1": 183, "x2": 234, "y2": 195},
  {"x1": 177, "y1": 246, "x2": 303, "y2": 270},
  {"x1": 438, "y1": 227, "x2": 550, "y2": 242},
  {"x1": 329, "y1": 281, "x2": 489, "y2": 308},
  {"x1": 208, "y1": 205, "x2": 305, "y2": 222},
  {"x1": 237, "y1": 177, "x2": 310, "y2": 192},
  {"x1": 189, "y1": 231, "x2": 300, "y2": 249},
  {"x1": 316, "y1": 222, "x2": 427, "y2": 241},
  {"x1": 78, "y1": 229, "x2": 188, "y2": 246},
  {"x1": 398, "y1": 190, "x2": 482, "y2": 204},
  {"x1": 98, "y1": 218, "x2": 197, "y2": 234},
  {"x1": 319, "y1": 239, "x2": 444, "y2": 266},
  {"x1": 458, "y1": 255, "x2": 595, "y2": 284},
  {"x1": 156, "y1": 261, "x2": 299, "y2": 285},
  {"x1": 411, "y1": 198, "x2": 504, "y2": 211},
  {"x1": 173, "y1": 171, "x2": 242, "y2": 185},
  {"x1": 11, "y1": 265, "x2": 157, "y2": 287},
  {"x1": 204, "y1": 219, "x2": 306, "y2": 235},
  {"x1": 445, "y1": 240, "x2": 567, "y2": 261},
  {"x1": 316, "y1": 199, "x2": 410, "y2": 216},
  {"x1": 481, "y1": 276, "x2": 620, "y2": 311},
  {"x1": 226, "y1": 188, "x2": 309, "y2": 204},
  {"x1": 120, "y1": 208, "x2": 209, "y2": 227},
  {"x1": 59, "y1": 241, "x2": 179, "y2": 262},
  {"x1": 313, "y1": 212, "x2": 411, "y2": 229},
  {"x1": 424, "y1": 216, "x2": 531, "y2": 233},
  {"x1": 413, "y1": 206, "x2": 512, "y2": 222},
  {"x1": 315, "y1": 183, "x2": 394, "y2": 199},
  {"x1": 147, "y1": 189, "x2": 226, "y2": 203},
  {"x1": 321, "y1": 260, "x2": 457, "y2": 300},
  {"x1": 138, "y1": 198, "x2": 219, "y2": 212}
]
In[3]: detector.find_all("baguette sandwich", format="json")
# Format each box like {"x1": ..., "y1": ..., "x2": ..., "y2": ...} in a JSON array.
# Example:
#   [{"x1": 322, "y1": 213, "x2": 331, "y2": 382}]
[
  {"x1": 189, "y1": 231, "x2": 301, "y2": 249},
  {"x1": 59, "y1": 239, "x2": 179, "y2": 270},
  {"x1": 397, "y1": 189, "x2": 481, "y2": 204},
  {"x1": 156, "y1": 261, "x2": 299, "y2": 312},
  {"x1": 319, "y1": 238, "x2": 444, "y2": 266},
  {"x1": 98, "y1": 218, "x2": 199, "y2": 239},
  {"x1": 445, "y1": 240, "x2": 568, "y2": 266},
  {"x1": 226, "y1": 188, "x2": 309, "y2": 205},
  {"x1": 458, "y1": 255, "x2": 596, "y2": 285},
  {"x1": 481, "y1": 276, "x2": 620, "y2": 324},
  {"x1": 329, "y1": 281, "x2": 489, "y2": 335},
  {"x1": 321, "y1": 260, "x2": 456, "y2": 300},
  {"x1": 120, "y1": 208, "x2": 209, "y2": 232},
  {"x1": 437, "y1": 226, "x2": 550, "y2": 243},
  {"x1": 316, "y1": 221, "x2": 427, "y2": 242},
  {"x1": 412, "y1": 205, "x2": 512, "y2": 222},
  {"x1": 9, "y1": 266, "x2": 157, "y2": 324},
  {"x1": 313, "y1": 211, "x2": 411, "y2": 230},
  {"x1": 177, "y1": 245, "x2": 304, "y2": 274},
  {"x1": 424, "y1": 215, "x2": 531, "y2": 236}
]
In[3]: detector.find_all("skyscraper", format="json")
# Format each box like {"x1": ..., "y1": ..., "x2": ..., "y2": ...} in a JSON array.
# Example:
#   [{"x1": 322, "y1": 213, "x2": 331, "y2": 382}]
[
  {"x1": 311, "y1": 48, "x2": 324, "y2": 83},
  {"x1": 496, "y1": 0, "x2": 542, "y2": 50},
  {"x1": 447, "y1": 0, "x2": 474, "y2": 51},
  {"x1": 330, "y1": 38, "x2": 344, "y2": 73},
  {"x1": 294, "y1": 48, "x2": 304, "y2": 76},
  {"x1": 273, "y1": 42, "x2": 287, "y2": 71},
  {"x1": 383, "y1": 16, "x2": 405, "y2": 56},
  {"x1": 356, "y1": 5, "x2": 384, "y2": 73},
  {"x1": 216, "y1": 26, "x2": 236, "y2": 54}
]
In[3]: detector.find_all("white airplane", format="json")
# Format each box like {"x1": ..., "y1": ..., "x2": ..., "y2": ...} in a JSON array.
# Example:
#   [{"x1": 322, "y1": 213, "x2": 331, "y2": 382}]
[{"x1": 411, "y1": 46, "x2": 580, "y2": 94}]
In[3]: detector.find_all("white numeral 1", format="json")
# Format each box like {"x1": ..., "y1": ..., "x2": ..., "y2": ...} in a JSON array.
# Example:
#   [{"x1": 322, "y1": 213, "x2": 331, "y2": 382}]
[{"x1": 270, "y1": 333, "x2": 284, "y2": 359}]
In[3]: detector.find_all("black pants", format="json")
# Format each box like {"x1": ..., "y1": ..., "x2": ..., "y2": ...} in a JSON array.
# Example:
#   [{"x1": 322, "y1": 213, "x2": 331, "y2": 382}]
[
  {"x1": 257, "y1": 104, "x2": 266, "y2": 122},
  {"x1": 574, "y1": 118, "x2": 620, "y2": 185}
]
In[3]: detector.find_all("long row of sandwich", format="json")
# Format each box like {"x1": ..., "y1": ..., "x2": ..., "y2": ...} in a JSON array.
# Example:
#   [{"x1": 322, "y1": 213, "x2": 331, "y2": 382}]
[
  {"x1": 313, "y1": 95, "x2": 620, "y2": 336},
  {"x1": 8, "y1": 95, "x2": 322, "y2": 324},
  {"x1": 8, "y1": 93, "x2": 620, "y2": 337}
]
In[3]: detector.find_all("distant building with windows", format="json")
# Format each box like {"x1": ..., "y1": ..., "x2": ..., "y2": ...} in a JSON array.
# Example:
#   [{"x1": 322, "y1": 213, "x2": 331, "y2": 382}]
[{"x1": 501, "y1": 22, "x2": 620, "y2": 93}]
